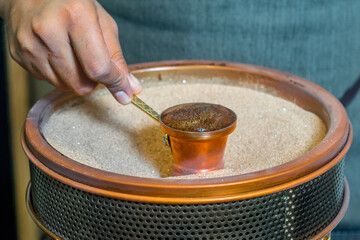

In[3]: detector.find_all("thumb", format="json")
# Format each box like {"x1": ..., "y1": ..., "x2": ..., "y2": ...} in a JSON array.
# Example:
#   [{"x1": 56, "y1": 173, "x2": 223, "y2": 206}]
[
  {"x1": 111, "y1": 51, "x2": 142, "y2": 95},
  {"x1": 95, "y1": 3, "x2": 142, "y2": 102},
  {"x1": 101, "y1": 60, "x2": 133, "y2": 104}
]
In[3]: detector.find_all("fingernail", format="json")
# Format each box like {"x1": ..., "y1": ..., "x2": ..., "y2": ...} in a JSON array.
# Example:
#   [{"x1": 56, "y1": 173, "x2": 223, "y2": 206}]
[
  {"x1": 114, "y1": 91, "x2": 132, "y2": 104},
  {"x1": 129, "y1": 73, "x2": 142, "y2": 94}
]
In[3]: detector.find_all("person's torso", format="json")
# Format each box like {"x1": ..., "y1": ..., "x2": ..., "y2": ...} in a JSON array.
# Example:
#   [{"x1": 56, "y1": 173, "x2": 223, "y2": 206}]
[{"x1": 99, "y1": 0, "x2": 360, "y2": 230}]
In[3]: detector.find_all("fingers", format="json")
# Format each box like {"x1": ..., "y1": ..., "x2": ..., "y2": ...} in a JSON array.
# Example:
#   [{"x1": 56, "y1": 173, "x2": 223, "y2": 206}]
[
  {"x1": 101, "y1": 30, "x2": 143, "y2": 95},
  {"x1": 9, "y1": 26, "x2": 69, "y2": 90},
  {"x1": 40, "y1": 33, "x2": 98, "y2": 95},
  {"x1": 7, "y1": 0, "x2": 140, "y2": 104},
  {"x1": 95, "y1": 2, "x2": 142, "y2": 95},
  {"x1": 66, "y1": 2, "x2": 135, "y2": 104},
  {"x1": 30, "y1": 5, "x2": 97, "y2": 95}
]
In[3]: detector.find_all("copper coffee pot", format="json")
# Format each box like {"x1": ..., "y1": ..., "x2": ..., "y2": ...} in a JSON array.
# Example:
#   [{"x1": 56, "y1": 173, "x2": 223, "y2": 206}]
[{"x1": 132, "y1": 96, "x2": 237, "y2": 176}]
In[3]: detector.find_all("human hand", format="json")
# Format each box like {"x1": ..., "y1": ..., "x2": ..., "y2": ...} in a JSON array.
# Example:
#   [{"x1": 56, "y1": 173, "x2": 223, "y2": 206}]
[{"x1": 2, "y1": 0, "x2": 141, "y2": 104}]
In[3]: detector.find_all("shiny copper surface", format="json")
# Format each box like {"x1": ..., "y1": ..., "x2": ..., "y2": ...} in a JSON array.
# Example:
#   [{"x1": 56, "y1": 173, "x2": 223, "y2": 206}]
[
  {"x1": 133, "y1": 96, "x2": 237, "y2": 175},
  {"x1": 160, "y1": 103, "x2": 236, "y2": 175},
  {"x1": 22, "y1": 60, "x2": 353, "y2": 239},
  {"x1": 22, "y1": 60, "x2": 352, "y2": 203}
]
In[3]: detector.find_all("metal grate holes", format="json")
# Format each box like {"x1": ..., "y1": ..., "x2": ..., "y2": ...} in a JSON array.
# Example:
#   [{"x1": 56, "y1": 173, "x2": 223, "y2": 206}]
[{"x1": 30, "y1": 159, "x2": 345, "y2": 240}]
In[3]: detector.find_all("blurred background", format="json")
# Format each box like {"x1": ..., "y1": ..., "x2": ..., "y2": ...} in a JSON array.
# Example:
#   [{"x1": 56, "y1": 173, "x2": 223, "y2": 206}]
[
  {"x1": 1, "y1": 18, "x2": 360, "y2": 239},
  {"x1": 1, "y1": 19, "x2": 54, "y2": 240}
]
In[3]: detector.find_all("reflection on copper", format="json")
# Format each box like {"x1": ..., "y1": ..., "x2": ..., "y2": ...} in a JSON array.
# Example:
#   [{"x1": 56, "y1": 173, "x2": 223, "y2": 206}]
[{"x1": 160, "y1": 103, "x2": 237, "y2": 176}]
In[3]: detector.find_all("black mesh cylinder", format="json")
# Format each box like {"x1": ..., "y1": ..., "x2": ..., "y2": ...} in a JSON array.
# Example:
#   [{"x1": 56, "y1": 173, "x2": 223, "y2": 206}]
[
  {"x1": 29, "y1": 159, "x2": 345, "y2": 240},
  {"x1": 24, "y1": 61, "x2": 352, "y2": 240}
]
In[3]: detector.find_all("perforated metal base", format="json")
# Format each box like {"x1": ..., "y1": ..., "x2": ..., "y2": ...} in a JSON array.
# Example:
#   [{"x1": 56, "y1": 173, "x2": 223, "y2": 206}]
[{"x1": 28, "y1": 159, "x2": 345, "y2": 240}]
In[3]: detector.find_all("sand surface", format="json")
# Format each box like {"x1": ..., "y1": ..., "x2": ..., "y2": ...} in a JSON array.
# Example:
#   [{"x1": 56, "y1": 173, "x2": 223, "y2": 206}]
[{"x1": 43, "y1": 83, "x2": 327, "y2": 179}]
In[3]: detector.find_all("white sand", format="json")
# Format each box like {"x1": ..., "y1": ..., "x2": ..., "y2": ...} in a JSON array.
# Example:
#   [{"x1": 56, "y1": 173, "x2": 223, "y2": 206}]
[{"x1": 42, "y1": 83, "x2": 326, "y2": 179}]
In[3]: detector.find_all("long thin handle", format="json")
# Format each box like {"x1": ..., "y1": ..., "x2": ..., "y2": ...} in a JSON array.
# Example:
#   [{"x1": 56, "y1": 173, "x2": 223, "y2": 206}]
[{"x1": 131, "y1": 95, "x2": 160, "y2": 122}]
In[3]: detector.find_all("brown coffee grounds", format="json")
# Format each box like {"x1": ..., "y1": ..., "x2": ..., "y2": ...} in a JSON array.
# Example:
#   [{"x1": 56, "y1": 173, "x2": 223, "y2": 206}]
[
  {"x1": 42, "y1": 83, "x2": 327, "y2": 179},
  {"x1": 161, "y1": 103, "x2": 236, "y2": 132}
]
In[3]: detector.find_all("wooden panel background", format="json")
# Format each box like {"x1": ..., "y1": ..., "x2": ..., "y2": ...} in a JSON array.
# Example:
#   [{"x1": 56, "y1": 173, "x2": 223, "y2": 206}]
[{"x1": 6, "y1": 47, "x2": 41, "y2": 240}]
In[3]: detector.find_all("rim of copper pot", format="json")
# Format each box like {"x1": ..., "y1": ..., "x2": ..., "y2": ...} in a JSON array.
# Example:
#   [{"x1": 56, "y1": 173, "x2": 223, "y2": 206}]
[
  {"x1": 22, "y1": 60, "x2": 353, "y2": 204},
  {"x1": 159, "y1": 103, "x2": 237, "y2": 140}
]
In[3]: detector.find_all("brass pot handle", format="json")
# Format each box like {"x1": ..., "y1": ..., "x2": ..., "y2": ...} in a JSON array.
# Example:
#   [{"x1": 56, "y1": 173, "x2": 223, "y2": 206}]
[{"x1": 131, "y1": 95, "x2": 160, "y2": 122}]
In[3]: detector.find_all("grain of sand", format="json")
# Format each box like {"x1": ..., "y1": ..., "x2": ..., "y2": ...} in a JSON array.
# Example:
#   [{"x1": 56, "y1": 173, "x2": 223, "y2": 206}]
[{"x1": 43, "y1": 83, "x2": 327, "y2": 179}]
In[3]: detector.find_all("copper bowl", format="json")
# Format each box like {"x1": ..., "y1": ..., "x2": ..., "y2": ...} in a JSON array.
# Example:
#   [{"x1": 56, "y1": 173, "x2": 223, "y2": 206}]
[{"x1": 23, "y1": 61, "x2": 352, "y2": 240}]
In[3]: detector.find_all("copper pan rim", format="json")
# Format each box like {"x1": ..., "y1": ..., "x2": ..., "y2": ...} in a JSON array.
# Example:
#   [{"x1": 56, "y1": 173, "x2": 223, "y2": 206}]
[
  {"x1": 159, "y1": 102, "x2": 238, "y2": 140},
  {"x1": 22, "y1": 60, "x2": 353, "y2": 203}
]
